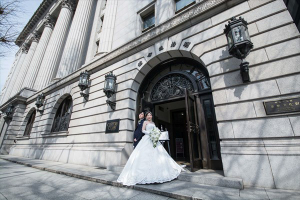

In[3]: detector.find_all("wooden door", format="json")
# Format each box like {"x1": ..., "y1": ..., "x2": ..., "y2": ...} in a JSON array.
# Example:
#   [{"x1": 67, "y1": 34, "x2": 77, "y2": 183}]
[{"x1": 185, "y1": 89, "x2": 202, "y2": 171}]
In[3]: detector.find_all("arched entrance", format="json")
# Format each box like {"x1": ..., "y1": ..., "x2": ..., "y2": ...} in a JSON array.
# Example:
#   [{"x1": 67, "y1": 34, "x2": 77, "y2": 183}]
[{"x1": 137, "y1": 57, "x2": 222, "y2": 171}]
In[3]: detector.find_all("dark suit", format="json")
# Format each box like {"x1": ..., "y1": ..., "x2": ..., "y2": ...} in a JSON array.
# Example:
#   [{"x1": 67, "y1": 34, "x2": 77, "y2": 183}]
[{"x1": 133, "y1": 119, "x2": 145, "y2": 148}]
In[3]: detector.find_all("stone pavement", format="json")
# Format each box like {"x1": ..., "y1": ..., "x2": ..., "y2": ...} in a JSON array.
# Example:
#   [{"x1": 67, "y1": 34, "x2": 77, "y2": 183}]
[
  {"x1": 1, "y1": 155, "x2": 299, "y2": 200},
  {"x1": 0, "y1": 159, "x2": 174, "y2": 200}
]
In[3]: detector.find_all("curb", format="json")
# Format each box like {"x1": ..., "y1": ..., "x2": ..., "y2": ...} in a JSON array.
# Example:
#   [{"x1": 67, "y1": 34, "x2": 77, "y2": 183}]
[{"x1": 1, "y1": 158, "x2": 200, "y2": 200}]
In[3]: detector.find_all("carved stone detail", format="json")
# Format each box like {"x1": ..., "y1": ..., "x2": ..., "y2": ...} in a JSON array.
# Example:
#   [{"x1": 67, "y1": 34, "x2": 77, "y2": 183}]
[
  {"x1": 138, "y1": 61, "x2": 143, "y2": 67},
  {"x1": 183, "y1": 42, "x2": 191, "y2": 48},
  {"x1": 44, "y1": 14, "x2": 55, "y2": 29},
  {"x1": 31, "y1": 31, "x2": 41, "y2": 42},
  {"x1": 159, "y1": 46, "x2": 164, "y2": 51},
  {"x1": 147, "y1": 52, "x2": 152, "y2": 57},
  {"x1": 171, "y1": 41, "x2": 176, "y2": 47},
  {"x1": 62, "y1": 0, "x2": 76, "y2": 10},
  {"x1": 21, "y1": 43, "x2": 30, "y2": 53}
]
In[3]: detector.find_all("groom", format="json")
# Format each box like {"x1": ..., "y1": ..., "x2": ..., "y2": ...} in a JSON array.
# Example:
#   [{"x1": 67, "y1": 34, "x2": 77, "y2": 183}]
[{"x1": 133, "y1": 111, "x2": 145, "y2": 149}]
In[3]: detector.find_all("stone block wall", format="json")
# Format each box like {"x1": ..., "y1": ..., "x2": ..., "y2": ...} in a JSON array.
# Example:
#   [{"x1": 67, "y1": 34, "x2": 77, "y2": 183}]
[{"x1": 3, "y1": 0, "x2": 300, "y2": 190}]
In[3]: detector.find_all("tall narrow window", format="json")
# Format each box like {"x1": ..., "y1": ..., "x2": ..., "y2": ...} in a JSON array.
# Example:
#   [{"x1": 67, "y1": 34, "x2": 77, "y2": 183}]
[
  {"x1": 24, "y1": 110, "x2": 36, "y2": 136},
  {"x1": 52, "y1": 96, "x2": 73, "y2": 132},
  {"x1": 142, "y1": 11, "x2": 155, "y2": 31},
  {"x1": 175, "y1": 0, "x2": 195, "y2": 13}
]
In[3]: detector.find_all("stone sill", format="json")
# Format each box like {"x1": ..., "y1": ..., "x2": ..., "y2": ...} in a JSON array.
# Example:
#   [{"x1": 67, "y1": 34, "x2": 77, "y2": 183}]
[
  {"x1": 42, "y1": 131, "x2": 69, "y2": 138},
  {"x1": 16, "y1": 136, "x2": 30, "y2": 140}
]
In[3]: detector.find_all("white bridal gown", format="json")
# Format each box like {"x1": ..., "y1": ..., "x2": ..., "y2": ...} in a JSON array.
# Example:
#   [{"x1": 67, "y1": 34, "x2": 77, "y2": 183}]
[{"x1": 117, "y1": 123, "x2": 184, "y2": 186}]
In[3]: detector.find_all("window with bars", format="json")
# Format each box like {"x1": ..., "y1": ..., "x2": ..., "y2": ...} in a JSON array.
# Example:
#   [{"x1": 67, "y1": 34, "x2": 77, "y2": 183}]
[
  {"x1": 51, "y1": 96, "x2": 73, "y2": 132},
  {"x1": 24, "y1": 110, "x2": 36, "y2": 136}
]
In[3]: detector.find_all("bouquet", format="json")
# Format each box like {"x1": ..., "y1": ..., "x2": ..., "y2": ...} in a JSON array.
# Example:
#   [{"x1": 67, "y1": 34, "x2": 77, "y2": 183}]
[{"x1": 149, "y1": 127, "x2": 161, "y2": 148}]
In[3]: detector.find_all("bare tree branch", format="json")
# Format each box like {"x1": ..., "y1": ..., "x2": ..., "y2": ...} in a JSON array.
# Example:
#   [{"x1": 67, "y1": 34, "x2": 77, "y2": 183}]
[{"x1": 0, "y1": 0, "x2": 21, "y2": 57}]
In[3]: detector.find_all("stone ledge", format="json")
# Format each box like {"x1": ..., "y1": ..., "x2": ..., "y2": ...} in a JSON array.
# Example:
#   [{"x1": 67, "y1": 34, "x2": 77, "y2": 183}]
[
  {"x1": 41, "y1": 131, "x2": 69, "y2": 138},
  {"x1": 15, "y1": 136, "x2": 30, "y2": 140}
]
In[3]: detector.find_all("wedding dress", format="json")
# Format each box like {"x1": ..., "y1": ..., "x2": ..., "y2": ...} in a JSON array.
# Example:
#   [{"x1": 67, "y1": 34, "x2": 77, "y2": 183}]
[{"x1": 117, "y1": 123, "x2": 184, "y2": 186}]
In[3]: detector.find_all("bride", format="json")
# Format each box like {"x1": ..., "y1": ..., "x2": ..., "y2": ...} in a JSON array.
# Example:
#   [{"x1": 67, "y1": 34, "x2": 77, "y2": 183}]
[{"x1": 117, "y1": 111, "x2": 185, "y2": 186}]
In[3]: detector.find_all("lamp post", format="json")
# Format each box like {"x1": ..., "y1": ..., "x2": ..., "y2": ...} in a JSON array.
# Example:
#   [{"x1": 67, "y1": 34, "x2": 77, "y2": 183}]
[
  {"x1": 36, "y1": 93, "x2": 45, "y2": 114},
  {"x1": 4, "y1": 104, "x2": 14, "y2": 120},
  {"x1": 78, "y1": 70, "x2": 90, "y2": 100},
  {"x1": 224, "y1": 17, "x2": 253, "y2": 83},
  {"x1": 103, "y1": 71, "x2": 117, "y2": 110}
]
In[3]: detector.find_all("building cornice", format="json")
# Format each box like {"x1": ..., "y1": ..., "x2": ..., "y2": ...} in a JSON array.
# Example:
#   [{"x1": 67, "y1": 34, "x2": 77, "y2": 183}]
[
  {"x1": 0, "y1": 88, "x2": 36, "y2": 111},
  {"x1": 15, "y1": 0, "x2": 56, "y2": 46}
]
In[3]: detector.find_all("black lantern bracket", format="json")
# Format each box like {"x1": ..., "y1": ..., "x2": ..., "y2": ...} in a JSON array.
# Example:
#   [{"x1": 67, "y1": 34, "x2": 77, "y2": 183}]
[
  {"x1": 106, "y1": 100, "x2": 116, "y2": 110},
  {"x1": 80, "y1": 91, "x2": 89, "y2": 100},
  {"x1": 103, "y1": 71, "x2": 117, "y2": 110},
  {"x1": 78, "y1": 70, "x2": 90, "y2": 100},
  {"x1": 36, "y1": 93, "x2": 45, "y2": 114},
  {"x1": 224, "y1": 16, "x2": 253, "y2": 83}
]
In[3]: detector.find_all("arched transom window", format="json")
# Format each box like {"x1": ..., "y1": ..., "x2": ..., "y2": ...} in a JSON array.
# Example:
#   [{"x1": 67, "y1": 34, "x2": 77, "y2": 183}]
[
  {"x1": 24, "y1": 110, "x2": 36, "y2": 136},
  {"x1": 151, "y1": 73, "x2": 194, "y2": 101},
  {"x1": 149, "y1": 63, "x2": 210, "y2": 102},
  {"x1": 52, "y1": 96, "x2": 73, "y2": 132}
]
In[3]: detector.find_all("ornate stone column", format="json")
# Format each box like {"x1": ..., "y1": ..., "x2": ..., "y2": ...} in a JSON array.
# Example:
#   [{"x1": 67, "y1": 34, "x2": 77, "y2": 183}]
[
  {"x1": 12, "y1": 34, "x2": 39, "y2": 95},
  {"x1": 0, "y1": 50, "x2": 22, "y2": 104},
  {"x1": 97, "y1": 0, "x2": 118, "y2": 54},
  {"x1": 28, "y1": 14, "x2": 55, "y2": 90},
  {"x1": 56, "y1": 0, "x2": 96, "y2": 79},
  {"x1": 34, "y1": 0, "x2": 75, "y2": 91},
  {"x1": 2, "y1": 44, "x2": 29, "y2": 102},
  {"x1": 23, "y1": 15, "x2": 55, "y2": 89}
]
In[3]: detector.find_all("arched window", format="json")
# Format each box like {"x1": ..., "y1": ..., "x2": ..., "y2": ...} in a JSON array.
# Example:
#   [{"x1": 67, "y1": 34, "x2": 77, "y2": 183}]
[
  {"x1": 24, "y1": 110, "x2": 36, "y2": 136},
  {"x1": 52, "y1": 96, "x2": 73, "y2": 132}
]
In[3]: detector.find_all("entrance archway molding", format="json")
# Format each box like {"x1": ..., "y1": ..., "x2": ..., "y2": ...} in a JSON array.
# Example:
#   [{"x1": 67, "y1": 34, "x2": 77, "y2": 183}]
[{"x1": 131, "y1": 48, "x2": 211, "y2": 93}]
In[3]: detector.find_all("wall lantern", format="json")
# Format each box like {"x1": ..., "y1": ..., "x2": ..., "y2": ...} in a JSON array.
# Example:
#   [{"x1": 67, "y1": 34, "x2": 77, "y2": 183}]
[
  {"x1": 78, "y1": 70, "x2": 90, "y2": 100},
  {"x1": 4, "y1": 104, "x2": 14, "y2": 120},
  {"x1": 224, "y1": 17, "x2": 253, "y2": 83},
  {"x1": 36, "y1": 93, "x2": 45, "y2": 114},
  {"x1": 103, "y1": 71, "x2": 117, "y2": 110}
]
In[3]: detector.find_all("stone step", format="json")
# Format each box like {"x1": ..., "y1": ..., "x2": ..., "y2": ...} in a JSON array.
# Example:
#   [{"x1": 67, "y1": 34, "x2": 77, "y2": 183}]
[
  {"x1": 106, "y1": 165, "x2": 125, "y2": 173},
  {"x1": 178, "y1": 171, "x2": 243, "y2": 189},
  {"x1": 107, "y1": 166, "x2": 243, "y2": 190}
]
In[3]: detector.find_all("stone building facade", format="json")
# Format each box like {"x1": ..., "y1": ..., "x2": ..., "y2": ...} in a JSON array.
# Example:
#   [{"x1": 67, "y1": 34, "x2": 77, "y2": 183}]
[{"x1": 0, "y1": 0, "x2": 299, "y2": 191}]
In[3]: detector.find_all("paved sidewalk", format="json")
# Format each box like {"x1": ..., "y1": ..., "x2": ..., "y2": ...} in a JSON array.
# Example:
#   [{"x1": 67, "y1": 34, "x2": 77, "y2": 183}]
[
  {"x1": 1, "y1": 155, "x2": 300, "y2": 200},
  {"x1": 0, "y1": 159, "x2": 175, "y2": 200}
]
